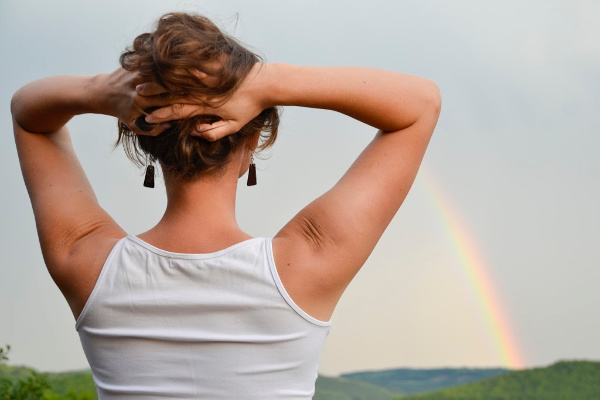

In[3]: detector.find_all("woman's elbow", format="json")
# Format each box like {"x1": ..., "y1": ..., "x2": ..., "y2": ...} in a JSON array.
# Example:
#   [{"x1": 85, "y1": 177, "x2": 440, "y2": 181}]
[
  {"x1": 424, "y1": 80, "x2": 442, "y2": 116},
  {"x1": 10, "y1": 88, "x2": 23, "y2": 119}
]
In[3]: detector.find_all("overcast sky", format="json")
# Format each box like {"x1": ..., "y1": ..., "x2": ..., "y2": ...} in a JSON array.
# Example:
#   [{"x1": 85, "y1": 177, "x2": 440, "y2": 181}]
[{"x1": 1, "y1": 0, "x2": 599, "y2": 376}]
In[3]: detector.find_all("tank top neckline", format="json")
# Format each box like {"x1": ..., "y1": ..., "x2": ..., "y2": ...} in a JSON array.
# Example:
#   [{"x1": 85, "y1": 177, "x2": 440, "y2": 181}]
[{"x1": 127, "y1": 235, "x2": 266, "y2": 260}]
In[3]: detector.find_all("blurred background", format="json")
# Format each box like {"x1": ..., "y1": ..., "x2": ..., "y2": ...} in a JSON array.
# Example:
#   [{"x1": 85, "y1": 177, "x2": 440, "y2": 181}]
[{"x1": 1, "y1": 0, "x2": 598, "y2": 376}]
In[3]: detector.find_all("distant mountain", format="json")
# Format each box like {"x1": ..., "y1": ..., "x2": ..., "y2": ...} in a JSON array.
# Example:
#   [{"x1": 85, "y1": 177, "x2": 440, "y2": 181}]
[
  {"x1": 342, "y1": 367, "x2": 509, "y2": 395},
  {"x1": 401, "y1": 360, "x2": 600, "y2": 400},
  {"x1": 314, "y1": 375, "x2": 402, "y2": 400}
]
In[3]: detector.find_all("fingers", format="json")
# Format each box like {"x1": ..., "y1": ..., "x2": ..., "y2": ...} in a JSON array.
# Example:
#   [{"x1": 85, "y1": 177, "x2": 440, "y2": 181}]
[
  {"x1": 146, "y1": 104, "x2": 206, "y2": 123},
  {"x1": 120, "y1": 119, "x2": 171, "y2": 136},
  {"x1": 134, "y1": 115, "x2": 157, "y2": 132},
  {"x1": 136, "y1": 82, "x2": 169, "y2": 96},
  {"x1": 134, "y1": 92, "x2": 175, "y2": 112},
  {"x1": 135, "y1": 81, "x2": 176, "y2": 111},
  {"x1": 192, "y1": 120, "x2": 238, "y2": 141},
  {"x1": 192, "y1": 70, "x2": 208, "y2": 80},
  {"x1": 136, "y1": 70, "x2": 208, "y2": 95},
  {"x1": 148, "y1": 122, "x2": 173, "y2": 136},
  {"x1": 193, "y1": 69, "x2": 220, "y2": 88}
]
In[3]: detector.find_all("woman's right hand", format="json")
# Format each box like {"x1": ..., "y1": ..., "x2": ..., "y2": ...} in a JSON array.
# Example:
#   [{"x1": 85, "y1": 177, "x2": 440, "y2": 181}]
[
  {"x1": 136, "y1": 63, "x2": 270, "y2": 141},
  {"x1": 90, "y1": 68, "x2": 175, "y2": 136}
]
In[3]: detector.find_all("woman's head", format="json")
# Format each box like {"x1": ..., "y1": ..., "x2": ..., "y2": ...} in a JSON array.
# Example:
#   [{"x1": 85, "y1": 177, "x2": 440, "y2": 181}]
[{"x1": 117, "y1": 12, "x2": 279, "y2": 180}]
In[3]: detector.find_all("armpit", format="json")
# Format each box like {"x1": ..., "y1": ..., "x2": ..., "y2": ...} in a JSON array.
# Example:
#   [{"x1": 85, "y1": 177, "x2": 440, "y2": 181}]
[{"x1": 292, "y1": 210, "x2": 336, "y2": 252}]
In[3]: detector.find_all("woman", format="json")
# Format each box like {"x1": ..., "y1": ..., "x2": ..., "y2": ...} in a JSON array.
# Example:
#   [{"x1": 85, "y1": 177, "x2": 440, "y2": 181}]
[{"x1": 12, "y1": 12, "x2": 440, "y2": 399}]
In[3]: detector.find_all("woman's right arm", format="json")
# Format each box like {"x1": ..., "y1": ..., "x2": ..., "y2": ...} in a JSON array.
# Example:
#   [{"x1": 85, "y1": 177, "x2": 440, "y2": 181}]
[
  {"x1": 144, "y1": 63, "x2": 441, "y2": 321},
  {"x1": 11, "y1": 70, "x2": 171, "y2": 318}
]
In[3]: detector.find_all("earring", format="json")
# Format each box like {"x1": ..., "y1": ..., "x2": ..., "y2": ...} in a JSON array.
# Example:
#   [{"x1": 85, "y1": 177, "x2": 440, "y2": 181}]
[
  {"x1": 143, "y1": 157, "x2": 155, "y2": 188},
  {"x1": 247, "y1": 153, "x2": 257, "y2": 186}
]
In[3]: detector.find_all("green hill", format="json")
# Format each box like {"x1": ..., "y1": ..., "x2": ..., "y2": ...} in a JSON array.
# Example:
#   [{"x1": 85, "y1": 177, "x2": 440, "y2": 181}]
[
  {"x1": 342, "y1": 367, "x2": 508, "y2": 395},
  {"x1": 3, "y1": 360, "x2": 599, "y2": 399},
  {"x1": 314, "y1": 375, "x2": 402, "y2": 400},
  {"x1": 401, "y1": 360, "x2": 600, "y2": 400},
  {"x1": 1, "y1": 365, "x2": 401, "y2": 400},
  {"x1": 1, "y1": 365, "x2": 403, "y2": 400}
]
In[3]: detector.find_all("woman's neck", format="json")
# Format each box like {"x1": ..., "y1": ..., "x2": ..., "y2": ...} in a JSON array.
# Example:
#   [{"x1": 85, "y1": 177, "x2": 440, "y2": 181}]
[{"x1": 138, "y1": 162, "x2": 252, "y2": 253}]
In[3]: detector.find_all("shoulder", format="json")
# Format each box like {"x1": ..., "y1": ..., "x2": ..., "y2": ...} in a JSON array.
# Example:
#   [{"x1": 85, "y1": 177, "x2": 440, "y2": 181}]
[
  {"x1": 271, "y1": 227, "x2": 349, "y2": 322},
  {"x1": 49, "y1": 229, "x2": 126, "y2": 320}
]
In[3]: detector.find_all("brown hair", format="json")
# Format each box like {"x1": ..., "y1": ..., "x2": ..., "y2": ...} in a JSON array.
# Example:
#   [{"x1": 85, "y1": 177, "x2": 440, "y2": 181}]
[{"x1": 117, "y1": 12, "x2": 279, "y2": 179}]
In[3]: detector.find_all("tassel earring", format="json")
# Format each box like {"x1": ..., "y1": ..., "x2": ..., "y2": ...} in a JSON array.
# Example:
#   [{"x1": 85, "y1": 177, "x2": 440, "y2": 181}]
[
  {"x1": 143, "y1": 158, "x2": 155, "y2": 188},
  {"x1": 247, "y1": 153, "x2": 257, "y2": 186}
]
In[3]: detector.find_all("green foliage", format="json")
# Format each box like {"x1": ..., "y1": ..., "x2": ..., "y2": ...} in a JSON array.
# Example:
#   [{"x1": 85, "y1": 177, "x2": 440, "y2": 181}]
[
  {"x1": 314, "y1": 375, "x2": 402, "y2": 400},
  {"x1": 45, "y1": 371, "x2": 96, "y2": 399},
  {"x1": 0, "y1": 346, "x2": 97, "y2": 400},
  {"x1": 342, "y1": 367, "x2": 508, "y2": 395},
  {"x1": 1, "y1": 372, "x2": 50, "y2": 400},
  {"x1": 0, "y1": 346, "x2": 9, "y2": 364},
  {"x1": 401, "y1": 361, "x2": 600, "y2": 400},
  {"x1": 0, "y1": 346, "x2": 50, "y2": 400}
]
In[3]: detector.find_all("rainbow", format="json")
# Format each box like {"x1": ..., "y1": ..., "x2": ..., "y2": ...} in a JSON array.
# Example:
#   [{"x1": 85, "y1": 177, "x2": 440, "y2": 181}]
[{"x1": 418, "y1": 169, "x2": 524, "y2": 369}]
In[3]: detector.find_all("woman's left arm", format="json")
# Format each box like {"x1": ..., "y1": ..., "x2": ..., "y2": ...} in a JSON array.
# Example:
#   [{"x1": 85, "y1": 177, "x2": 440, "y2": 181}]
[{"x1": 11, "y1": 71, "x2": 167, "y2": 317}]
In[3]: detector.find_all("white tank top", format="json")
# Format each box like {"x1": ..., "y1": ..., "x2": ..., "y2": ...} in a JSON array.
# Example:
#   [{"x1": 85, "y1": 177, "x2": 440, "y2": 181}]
[{"x1": 76, "y1": 236, "x2": 331, "y2": 399}]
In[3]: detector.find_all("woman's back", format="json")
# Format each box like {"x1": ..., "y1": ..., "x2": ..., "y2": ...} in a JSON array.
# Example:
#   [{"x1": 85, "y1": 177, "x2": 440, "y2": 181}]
[{"x1": 77, "y1": 236, "x2": 330, "y2": 399}]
